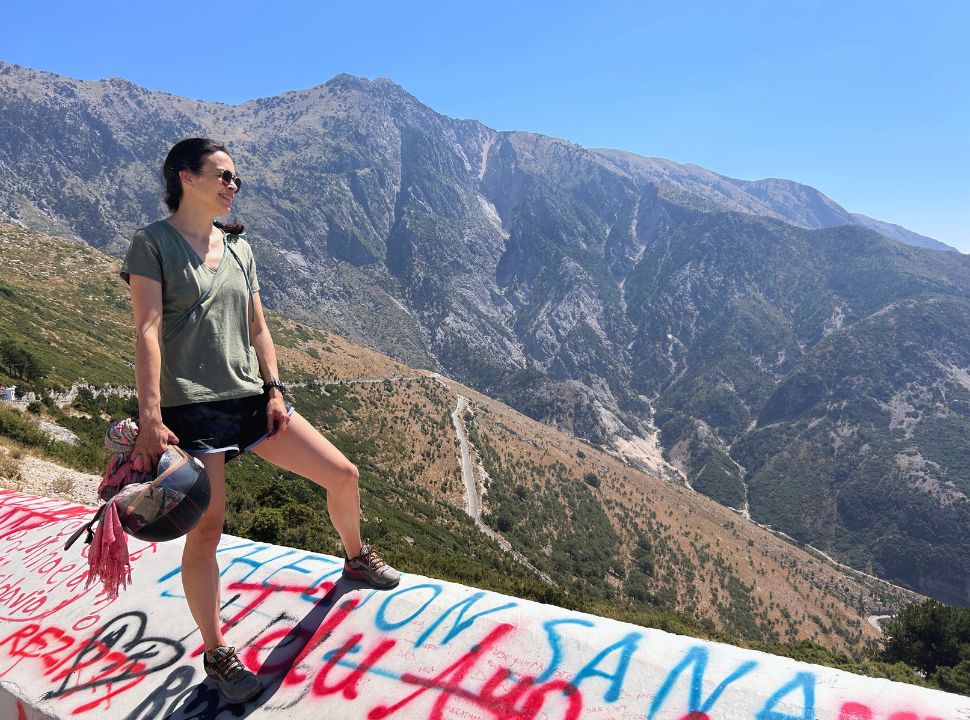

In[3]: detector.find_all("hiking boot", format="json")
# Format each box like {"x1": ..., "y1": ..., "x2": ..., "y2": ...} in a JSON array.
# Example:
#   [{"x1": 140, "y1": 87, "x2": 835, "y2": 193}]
[
  {"x1": 203, "y1": 646, "x2": 262, "y2": 703},
  {"x1": 343, "y1": 543, "x2": 401, "y2": 589}
]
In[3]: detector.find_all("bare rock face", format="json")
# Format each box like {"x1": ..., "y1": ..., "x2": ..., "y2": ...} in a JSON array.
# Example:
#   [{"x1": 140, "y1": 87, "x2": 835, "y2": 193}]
[{"x1": 4, "y1": 61, "x2": 970, "y2": 602}]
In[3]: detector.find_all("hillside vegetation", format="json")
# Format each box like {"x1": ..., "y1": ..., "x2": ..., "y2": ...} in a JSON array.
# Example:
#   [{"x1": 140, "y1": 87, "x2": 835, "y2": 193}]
[
  {"x1": 0, "y1": 224, "x2": 935, "y2": 691},
  {"x1": 4, "y1": 62, "x2": 970, "y2": 605}
]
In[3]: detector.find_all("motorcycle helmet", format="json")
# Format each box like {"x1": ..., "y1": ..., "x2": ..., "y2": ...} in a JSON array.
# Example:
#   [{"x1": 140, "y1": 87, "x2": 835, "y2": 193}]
[{"x1": 113, "y1": 445, "x2": 211, "y2": 541}]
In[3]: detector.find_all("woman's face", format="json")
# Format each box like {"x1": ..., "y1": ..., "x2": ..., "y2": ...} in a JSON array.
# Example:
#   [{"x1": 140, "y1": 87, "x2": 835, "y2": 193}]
[{"x1": 183, "y1": 150, "x2": 239, "y2": 216}]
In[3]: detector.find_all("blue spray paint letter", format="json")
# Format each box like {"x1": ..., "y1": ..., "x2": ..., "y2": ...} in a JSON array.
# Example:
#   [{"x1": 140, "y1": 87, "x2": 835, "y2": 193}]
[
  {"x1": 536, "y1": 618, "x2": 596, "y2": 683},
  {"x1": 414, "y1": 591, "x2": 516, "y2": 648},
  {"x1": 571, "y1": 631, "x2": 642, "y2": 703},
  {"x1": 375, "y1": 584, "x2": 443, "y2": 632},
  {"x1": 756, "y1": 672, "x2": 815, "y2": 720},
  {"x1": 648, "y1": 646, "x2": 757, "y2": 720}
]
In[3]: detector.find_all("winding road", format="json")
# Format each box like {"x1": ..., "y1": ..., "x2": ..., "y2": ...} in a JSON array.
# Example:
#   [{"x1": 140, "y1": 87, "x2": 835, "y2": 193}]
[
  {"x1": 451, "y1": 395, "x2": 552, "y2": 582},
  {"x1": 452, "y1": 395, "x2": 494, "y2": 536}
]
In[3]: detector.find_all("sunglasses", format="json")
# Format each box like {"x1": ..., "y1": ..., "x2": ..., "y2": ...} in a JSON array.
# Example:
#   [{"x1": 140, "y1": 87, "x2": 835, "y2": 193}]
[{"x1": 213, "y1": 169, "x2": 242, "y2": 191}]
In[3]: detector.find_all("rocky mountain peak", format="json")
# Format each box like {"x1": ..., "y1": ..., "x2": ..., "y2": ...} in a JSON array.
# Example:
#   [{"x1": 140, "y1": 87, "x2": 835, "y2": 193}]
[{"x1": 2, "y1": 63, "x2": 969, "y2": 603}]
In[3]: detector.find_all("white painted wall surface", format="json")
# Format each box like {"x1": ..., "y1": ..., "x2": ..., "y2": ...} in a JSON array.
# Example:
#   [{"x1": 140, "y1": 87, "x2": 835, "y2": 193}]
[{"x1": 0, "y1": 489, "x2": 965, "y2": 720}]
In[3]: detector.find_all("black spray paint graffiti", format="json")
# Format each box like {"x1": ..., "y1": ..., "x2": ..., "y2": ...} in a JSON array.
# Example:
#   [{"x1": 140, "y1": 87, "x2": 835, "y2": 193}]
[
  {"x1": 43, "y1": 611, "x2": 184, "y2": 702},
  {"x1": 124, "y1": 583, "x2": 361, "y2": 719},
  {"x1": 123, "y1": 665, "x2": 231, "y2": 720}
]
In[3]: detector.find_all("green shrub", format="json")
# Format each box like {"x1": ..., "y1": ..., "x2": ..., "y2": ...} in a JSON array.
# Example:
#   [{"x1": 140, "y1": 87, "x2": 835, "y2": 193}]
[
  {"x1": 0, "y1": 406, "x2": 50, "y2": 448},
  {"x1": 933, "y1": 660, "x2": 970, "y2": 695},
  {"x1": 249, "y1": 508, "x2": 286, "y2": 544}
]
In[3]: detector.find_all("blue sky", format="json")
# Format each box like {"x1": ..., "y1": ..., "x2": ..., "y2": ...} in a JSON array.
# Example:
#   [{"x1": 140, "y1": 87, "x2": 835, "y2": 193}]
[{"x1": 5, "y1": 1, "x2": 969, "y2": 250}]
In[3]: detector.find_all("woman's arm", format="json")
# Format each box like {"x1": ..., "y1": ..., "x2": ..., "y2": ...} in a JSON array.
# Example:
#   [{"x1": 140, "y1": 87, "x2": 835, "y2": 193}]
[
  {"x1": 249, "y1": 291, "x2": 290, "y2": 437},
  {"x1": 129, "y1": 274, "x2": 179, "y2": 468}
]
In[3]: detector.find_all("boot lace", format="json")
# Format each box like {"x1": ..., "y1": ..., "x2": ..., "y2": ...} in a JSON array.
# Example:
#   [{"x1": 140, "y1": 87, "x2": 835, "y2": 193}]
[
  {"x1": 359, "y1": 544, "x2": 387, "y2": 570},
  {"x1": 209, "y1": 647, "x2": 247, "y2": 680}
]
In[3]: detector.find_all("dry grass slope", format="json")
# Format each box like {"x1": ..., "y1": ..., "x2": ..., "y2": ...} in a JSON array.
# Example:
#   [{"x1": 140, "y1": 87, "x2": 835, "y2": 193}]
[{"x1": 0, "y1": 223, "x2": 922, "y2": 660}]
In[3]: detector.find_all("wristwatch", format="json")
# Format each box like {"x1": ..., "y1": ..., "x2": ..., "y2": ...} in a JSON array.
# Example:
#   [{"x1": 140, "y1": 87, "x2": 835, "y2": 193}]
[{"x1": 263, "y1": 379, "x2": 286, "y2": 394}]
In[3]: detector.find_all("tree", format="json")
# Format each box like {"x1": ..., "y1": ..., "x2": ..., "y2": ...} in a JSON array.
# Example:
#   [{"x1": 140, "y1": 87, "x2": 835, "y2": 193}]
[
  {"x1": 0, "y1": 338, "x2": 47, "y2": 381},
  {"x1": 882, "y1": 600, "x2": 970, "y2": 675}
]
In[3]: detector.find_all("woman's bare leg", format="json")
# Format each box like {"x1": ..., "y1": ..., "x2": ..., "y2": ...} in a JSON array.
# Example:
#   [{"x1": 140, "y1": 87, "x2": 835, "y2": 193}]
[
  {"x1": 181, "y1": 452, "x2": 262, "y2": 701},
  {"x1": 181, "y1": 451, "x2": 228, "y2": 650},
  {"x1": 252, "y1": 412, "x2": 363, "y2": 557}
]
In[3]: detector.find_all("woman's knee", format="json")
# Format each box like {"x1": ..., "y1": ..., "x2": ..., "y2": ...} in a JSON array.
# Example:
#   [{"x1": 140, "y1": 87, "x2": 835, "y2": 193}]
[
  {"x1": 184, "y1": 514, "x2": 225, "y2": 555},
  {"x1": 329, "y1": 461, "x2": 359, "y2": 493}
]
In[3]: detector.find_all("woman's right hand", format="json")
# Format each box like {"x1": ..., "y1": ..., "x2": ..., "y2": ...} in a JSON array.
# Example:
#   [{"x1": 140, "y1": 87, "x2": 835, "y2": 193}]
[{"x1": 131, "y1": 414, "x2": 179, "y2": 473}]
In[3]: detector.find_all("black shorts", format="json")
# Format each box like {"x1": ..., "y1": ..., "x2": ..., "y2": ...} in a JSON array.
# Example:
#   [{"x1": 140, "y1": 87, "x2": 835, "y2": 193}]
[{"x1": 161, "y1": 392, "x2": 294, "y2": 462}]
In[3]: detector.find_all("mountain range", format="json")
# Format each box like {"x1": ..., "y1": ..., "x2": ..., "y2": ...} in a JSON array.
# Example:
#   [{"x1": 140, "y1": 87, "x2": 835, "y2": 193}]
[
  {"x1": 1, "y1": 60, "x2": 968, "y2": 604},
  {"x1": 0, "y1": 222, "x2": 921, "y2": 661}
]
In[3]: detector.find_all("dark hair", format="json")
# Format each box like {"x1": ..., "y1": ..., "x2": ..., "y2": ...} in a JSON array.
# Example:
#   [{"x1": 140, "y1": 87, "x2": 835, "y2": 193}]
[{"x1": 162, "y1": 138, "x2": 245, "y2": 234}]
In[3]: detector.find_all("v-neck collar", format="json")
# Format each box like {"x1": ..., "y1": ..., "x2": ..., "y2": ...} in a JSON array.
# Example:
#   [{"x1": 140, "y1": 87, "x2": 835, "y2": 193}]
[{"x1": 162, "y1": 221, "x2": 226, "y2": 274}]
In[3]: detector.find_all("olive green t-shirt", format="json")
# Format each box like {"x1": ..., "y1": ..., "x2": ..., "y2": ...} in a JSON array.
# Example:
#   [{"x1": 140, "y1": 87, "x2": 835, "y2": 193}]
[{"x1": 121, "y1": 220, "x2": 263, "y2": 407}]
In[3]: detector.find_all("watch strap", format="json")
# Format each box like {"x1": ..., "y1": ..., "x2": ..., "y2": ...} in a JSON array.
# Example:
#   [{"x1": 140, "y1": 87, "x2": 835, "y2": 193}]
[{"x1": 263, "y1": 379, "x2": 286, "y2": 393}]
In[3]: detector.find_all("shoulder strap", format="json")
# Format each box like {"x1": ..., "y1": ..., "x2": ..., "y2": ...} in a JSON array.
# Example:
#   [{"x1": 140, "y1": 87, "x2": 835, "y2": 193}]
[
  {"x1": 160, "y1": 232, "x2": 254, "y2": 340},
  {"x1": 162, "y1": 283, "x2": 214, "y2": 341},
  {"x1": 225, "y1": 239, "x2": 256, "y2": 321},
  {"x1": 63, "y1": 504, "x2": 107, "y2": 550},
  {"x1": 160, "y1": 228, "x2": 224, "y2": 341}
]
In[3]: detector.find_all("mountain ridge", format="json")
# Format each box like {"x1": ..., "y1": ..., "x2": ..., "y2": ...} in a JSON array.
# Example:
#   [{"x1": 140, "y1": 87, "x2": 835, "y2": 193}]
[
  {"x1": 0, "y1": 60, "x2": 951, "y2": 252},
  {"x1": 591, "y1": 147, "x2": 955, "y2": 252},
  {"x1": 2, "y1": 61, "x2": 969, "y2": 604},
  {"x1": 0, "y1": 222, "x2": 921, "y2": 658}
]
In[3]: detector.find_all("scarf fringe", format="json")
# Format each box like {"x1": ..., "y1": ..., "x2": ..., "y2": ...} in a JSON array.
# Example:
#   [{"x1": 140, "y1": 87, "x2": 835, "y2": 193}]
[{"x1": 85, "y1": 501, "x2": 131, "y2": 600}]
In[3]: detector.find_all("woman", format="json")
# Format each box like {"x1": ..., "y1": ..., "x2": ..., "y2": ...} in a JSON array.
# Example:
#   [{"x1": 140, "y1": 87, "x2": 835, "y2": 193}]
[{"x1": 122, "y1": 138, "x2": 399, "y2": 703}]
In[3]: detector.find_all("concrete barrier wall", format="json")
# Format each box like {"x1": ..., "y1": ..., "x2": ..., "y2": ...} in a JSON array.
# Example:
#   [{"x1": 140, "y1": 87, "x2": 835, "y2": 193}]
[{"x1": 0, "y1": 489, "x2": 965, "y2": 720}]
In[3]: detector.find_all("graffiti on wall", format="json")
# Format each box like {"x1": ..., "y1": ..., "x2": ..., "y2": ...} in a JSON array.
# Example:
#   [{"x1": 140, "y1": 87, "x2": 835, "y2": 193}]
[{"x1": 0, "y1": 490, "x2": 960, "y2": 720}]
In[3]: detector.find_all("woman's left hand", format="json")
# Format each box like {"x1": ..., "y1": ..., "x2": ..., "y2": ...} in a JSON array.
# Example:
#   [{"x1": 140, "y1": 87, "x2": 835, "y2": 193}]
[{"x1": 266, "y1": 393, "x2": 290, "y2": 438}]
